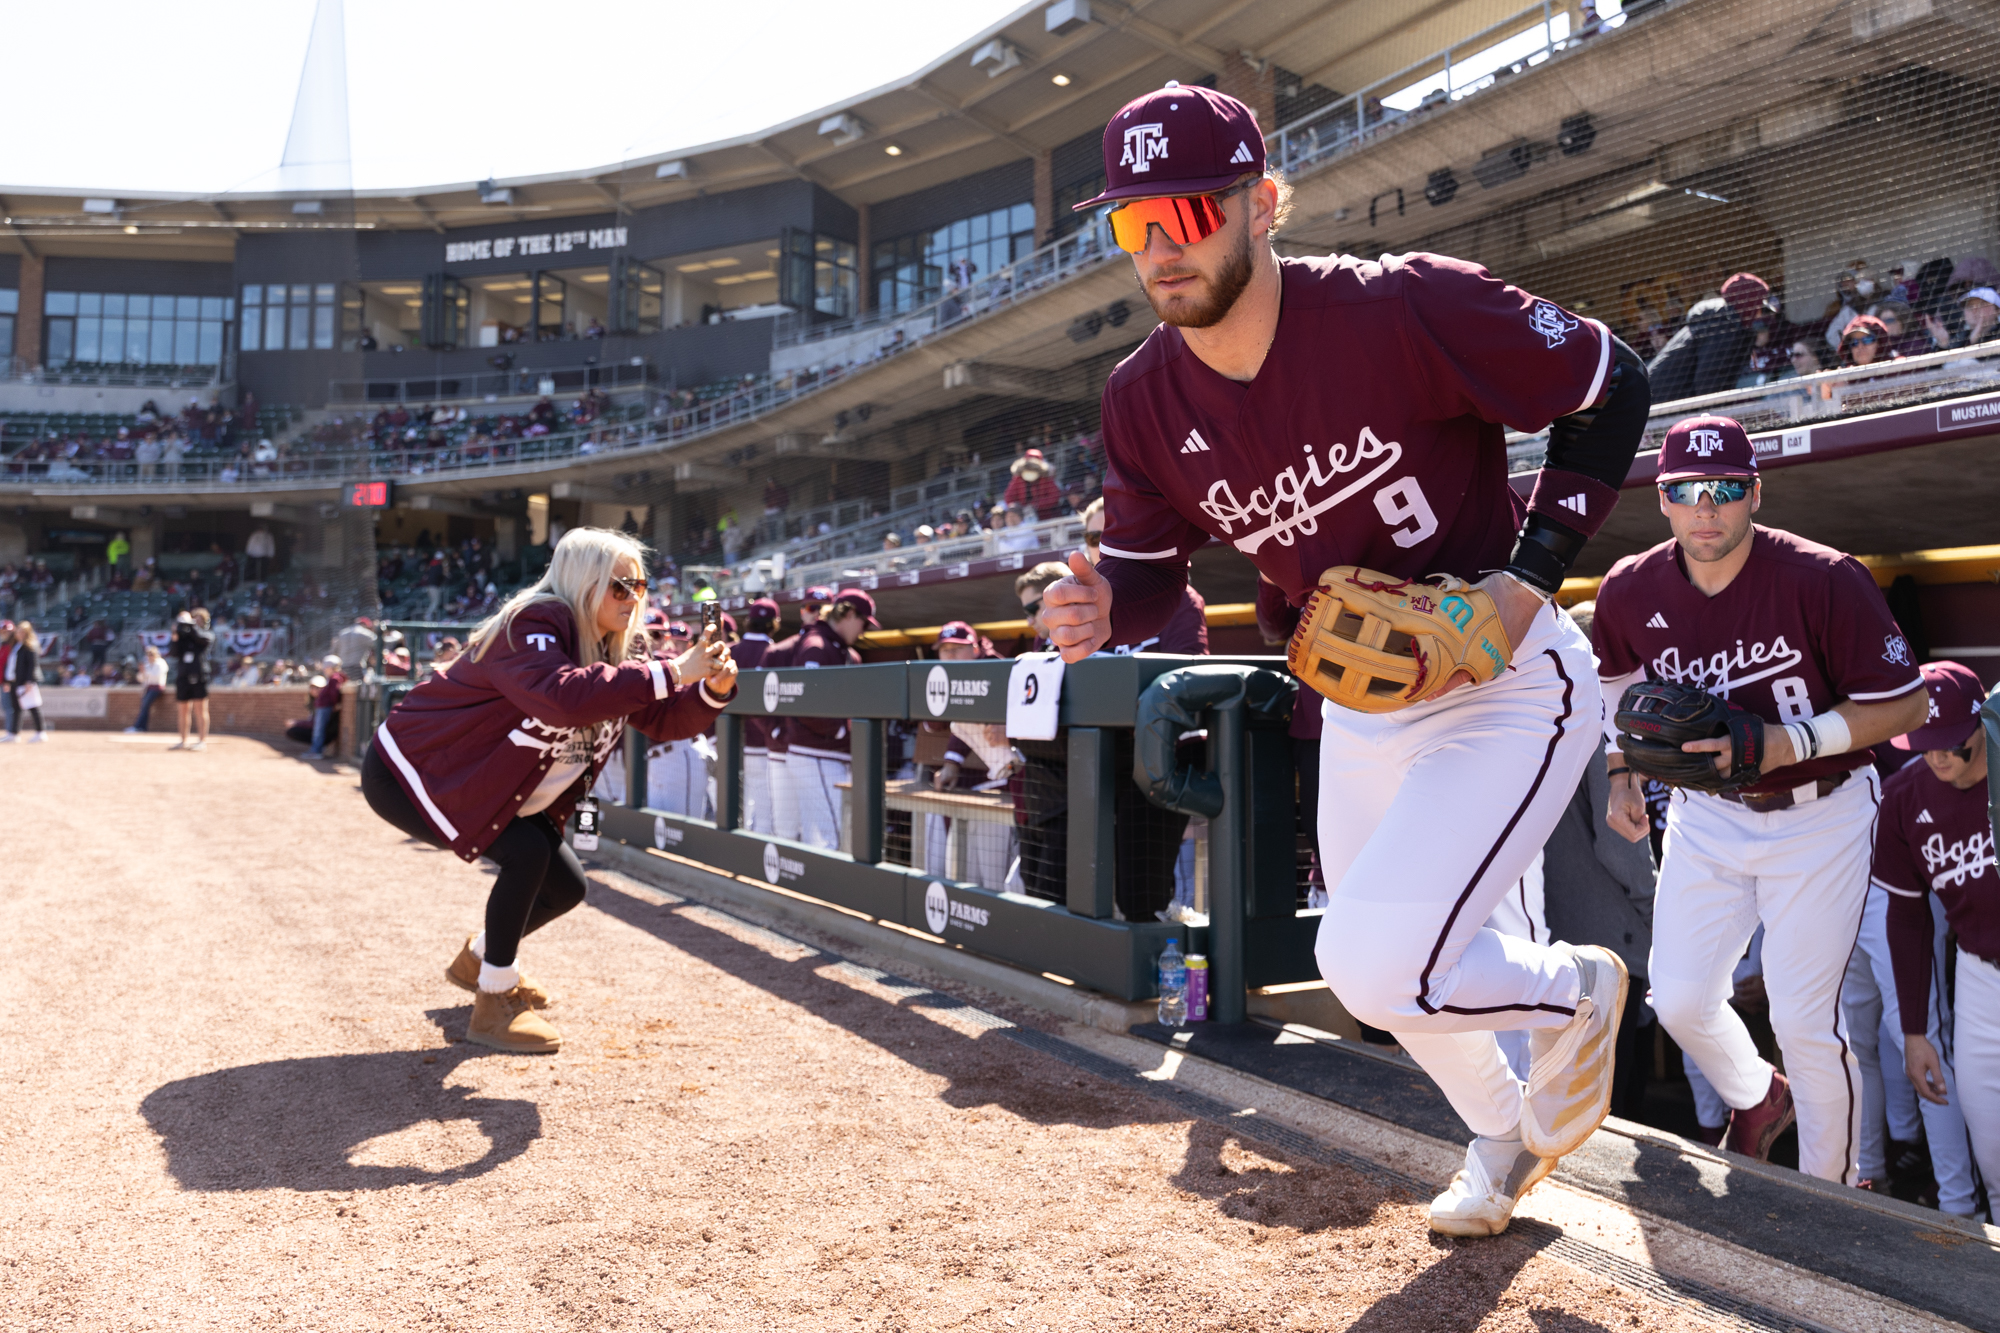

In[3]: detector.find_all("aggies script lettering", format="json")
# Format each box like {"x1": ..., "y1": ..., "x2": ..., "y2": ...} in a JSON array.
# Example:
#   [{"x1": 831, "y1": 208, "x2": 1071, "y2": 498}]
[
  {"x1": 1648, "y1": 636, "x2": 1805, "y2": 698},
  {"x1": 1198, "y1": 428, "x2": 1401, "y2": 555},
  {"x1": 1922, "y1": 827, "x2": 1997, "y2": 890}
]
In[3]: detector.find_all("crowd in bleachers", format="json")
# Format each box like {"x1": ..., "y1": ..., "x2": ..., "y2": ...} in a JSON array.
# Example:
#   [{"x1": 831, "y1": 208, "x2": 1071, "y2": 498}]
[
  {"x1": 374, "y1": 530, "x2": 536, "y2": 623},
  {"x1": 0, "y1": 395, "x2": 304, "y2": 477}
]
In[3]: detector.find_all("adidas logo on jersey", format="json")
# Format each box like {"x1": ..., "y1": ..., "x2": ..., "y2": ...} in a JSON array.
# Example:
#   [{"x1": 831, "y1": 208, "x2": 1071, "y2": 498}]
[
  {"x1": 1918, "y1": 809, "x2": 1935, "y2": 824},
  {"x1": 1559, "y1": 494, "x2": 1588, "y2": 517},
  {"x1": 1181, "y1": 428, "x2": 1211, "y2": 454},
  {"x1": 1229, "y1": 140, "x2": 1255, "y2": 165},
  {"x1": 1646, "y1": 613, "x2": 1669, "y2": 629}
]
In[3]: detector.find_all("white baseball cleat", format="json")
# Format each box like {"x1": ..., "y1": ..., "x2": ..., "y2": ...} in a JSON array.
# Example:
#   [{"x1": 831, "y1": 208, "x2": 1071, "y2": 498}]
[
  {"x1": 1429, "y1": 1135, "x2": 1554, "y2": 1236},
  {"x1": 1520, "y1": 944, "x2": 1629, "y2": 1160}
]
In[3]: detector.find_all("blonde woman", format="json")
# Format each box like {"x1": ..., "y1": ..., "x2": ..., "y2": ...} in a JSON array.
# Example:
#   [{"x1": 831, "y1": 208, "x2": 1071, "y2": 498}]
[
  {"x1": 2, "y1": 621, "x2": 45, "y2": 742},
  {"x1": 362, "y1": 527, "x2": 737, "y2": 1053}
]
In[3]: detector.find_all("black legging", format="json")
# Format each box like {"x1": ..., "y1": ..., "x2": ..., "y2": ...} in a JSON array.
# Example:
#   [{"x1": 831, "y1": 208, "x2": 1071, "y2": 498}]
[{"x1": 362, "y1": 742, "x2": 588, "y2": 968}]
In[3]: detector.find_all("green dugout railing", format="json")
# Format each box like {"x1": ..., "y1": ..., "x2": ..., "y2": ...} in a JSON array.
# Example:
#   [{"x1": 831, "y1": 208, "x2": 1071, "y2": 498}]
[{"x1": 597, "y1": 655, "x2": 1323, "y2": 1012}]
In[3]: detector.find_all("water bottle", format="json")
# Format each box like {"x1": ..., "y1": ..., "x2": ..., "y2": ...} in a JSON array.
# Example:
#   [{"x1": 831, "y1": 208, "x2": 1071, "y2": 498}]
[{"x1": 1157, "y1": 940, "x2": 1188, "y2": 1027}]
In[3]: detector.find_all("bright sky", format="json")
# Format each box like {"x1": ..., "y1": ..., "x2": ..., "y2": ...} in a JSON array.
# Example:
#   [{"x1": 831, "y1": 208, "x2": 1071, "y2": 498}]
[{"x1": 3, "y1": 0, "x2": 1029, "y2": 195}]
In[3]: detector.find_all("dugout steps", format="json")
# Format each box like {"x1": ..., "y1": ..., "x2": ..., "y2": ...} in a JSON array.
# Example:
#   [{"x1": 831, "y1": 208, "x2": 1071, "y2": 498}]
[
  {"x1": 1129, "y1": 1019, "x2": 2000, "y2": 1330},
  {"x1": 593, "y1": 840, "x2": 1992, "y2": 1333}
]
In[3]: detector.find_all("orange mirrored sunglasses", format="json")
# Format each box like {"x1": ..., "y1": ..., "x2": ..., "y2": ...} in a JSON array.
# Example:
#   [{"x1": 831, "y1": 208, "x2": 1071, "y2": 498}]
[{"x1": 1107, "y1": 183, "x2": 1248, "y2": 254}]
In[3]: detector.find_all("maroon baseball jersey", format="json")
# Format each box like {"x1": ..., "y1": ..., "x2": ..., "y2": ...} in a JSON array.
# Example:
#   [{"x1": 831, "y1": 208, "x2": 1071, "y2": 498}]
[
  {"x1": 1877, "y1": 760, "x2": 2000, "y2": 1028},
  {"x1": 1593, "y1": 526, "x2": 1922, "y2": 793},
  {"x1": 1109, "y1": 585, "x2": 1208, "y2": 654},
  {"x1": 784, "y1": 621, "x2": 858, "y2": 760},
  {"x1": 1096, "y1": 252, "x2": 1611, "y2": 604},
  {"x1": 735, "y1": 632, "x2": 773, "y2": 753}
]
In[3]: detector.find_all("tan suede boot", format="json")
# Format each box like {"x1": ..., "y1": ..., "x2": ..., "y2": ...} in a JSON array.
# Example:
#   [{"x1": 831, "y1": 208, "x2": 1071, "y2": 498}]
[
  {"x1": 467, "y1": 987, "x2": 562, "y2": 1053},
  {"x1": 446, "y1": 936, "x2": 551, "y2": 1008}
]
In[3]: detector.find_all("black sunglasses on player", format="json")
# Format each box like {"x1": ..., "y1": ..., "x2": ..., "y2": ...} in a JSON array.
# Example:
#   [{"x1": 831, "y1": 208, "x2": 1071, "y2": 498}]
[
  {"x1": 1022, "y1": 597, "x2": 1043, "y2": 619},
  {"x1": 1933, "y1": 742, "x2": 1977, "y2": 762},
  {"x1": 1659, "y1": 478, "x2": 1753, "y2": 506}
]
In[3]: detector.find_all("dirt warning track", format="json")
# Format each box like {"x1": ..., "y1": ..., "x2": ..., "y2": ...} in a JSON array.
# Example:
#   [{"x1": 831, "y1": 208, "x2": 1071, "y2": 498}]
[{"x1": 6, "y1": 734, "x2": 1708, "y2": 1331}]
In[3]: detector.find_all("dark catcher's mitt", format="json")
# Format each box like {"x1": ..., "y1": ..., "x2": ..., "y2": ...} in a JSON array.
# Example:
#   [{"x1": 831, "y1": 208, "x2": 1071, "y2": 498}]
[{"x1": 1615, "y1": 679, "x2": 1765, "y2": 792}]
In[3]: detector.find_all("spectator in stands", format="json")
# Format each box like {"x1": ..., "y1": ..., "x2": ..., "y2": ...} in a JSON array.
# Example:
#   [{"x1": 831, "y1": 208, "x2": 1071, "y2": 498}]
[
  {"x1": 126, "y1": 645, "x2": 168, "y2": 734},
  {"x1": 3, "y1": 620, "x2": 45, "y2": 743},
  {"x1": 82, "y1": 619, "x2": 113, "y2": 671},
  {"x1": 226, "y1": 655, "x2": 262, "y2": 688},
  {"x1": 1870, "y1": 300, "x2": 1930, "y2": 360},
  {"x1": 246, "y1": 524, "x2": 276, "y2": 581},
  {"x1": 994, "y1": 506, "x2": 1040, "y2": 554},
  {"x1": 1839, "y1": 314, "x2": 1895, "y2": 367},
  {"x1": 763, "y1": 478, "x2": 789, "y2": 517},
  {"x1": 882, "y1": 531, "x2": 904, "y2": 555},
  {"x1": 1647, "y1": 272, "x2": 1770, "y2": 402},
  {"x1": 1823, "y1": 260, "x2": 1879, "y2": 347},
  {"x1": 169, "y1": 608, "x2": 214, "y2": 752},
  {"x1": 1004, "y1": 449, "x2": 1062, "y2": 520},
  {"x1": 1940, "y1": 286, "x2": 2000, "y2": 349},
  {"x1": 1787, "y1": 338, "x2": 1827, "y2": 380}
]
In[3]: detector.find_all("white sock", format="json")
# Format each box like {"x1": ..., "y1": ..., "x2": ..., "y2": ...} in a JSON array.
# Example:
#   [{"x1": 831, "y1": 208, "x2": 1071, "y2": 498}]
[
  {"x1": 477, "y1": 960, "x2": 520, "y2": 994},
  {"x1": 470, "y1": 931, "x2": 487, "y2": 961}
]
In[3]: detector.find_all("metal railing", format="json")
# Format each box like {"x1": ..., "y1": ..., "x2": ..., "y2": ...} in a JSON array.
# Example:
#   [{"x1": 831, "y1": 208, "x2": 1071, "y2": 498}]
[
  {"x1": 1505, "y1": 341, "x2": 2000, "y2": 470},
  {"x1": 1267, "y1": 2, "x2": 1621, "y2": 178},
  {"x1": 3, "y1": 359, "x2": 227, "y2": 390},
  {"x1": 770, "y1": 215, "x2": 1118, "y2": 352},
  {"x1": 699, "y1": 513, "x2": 1088, "y2": 602}
]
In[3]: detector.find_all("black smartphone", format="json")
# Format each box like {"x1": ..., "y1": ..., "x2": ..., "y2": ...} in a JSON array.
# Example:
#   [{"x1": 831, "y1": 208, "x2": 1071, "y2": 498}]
[{"x1": 701, "y1": 602, "x2": 723, "y2": 639}]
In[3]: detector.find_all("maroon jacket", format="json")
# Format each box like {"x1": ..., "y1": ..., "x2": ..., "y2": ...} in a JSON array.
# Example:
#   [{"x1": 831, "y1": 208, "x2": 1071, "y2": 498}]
[
  {"x1": 375, "y1": 600, "x2": 732, "y2": 861},
  {"x1": 783, "y1": 620, "x2": 859, "y2": 761}
]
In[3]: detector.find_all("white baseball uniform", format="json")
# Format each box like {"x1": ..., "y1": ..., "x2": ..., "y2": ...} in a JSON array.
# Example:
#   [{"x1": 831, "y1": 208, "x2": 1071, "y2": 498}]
[{"x1": 1593, "y1": 526, "x2": 1924, "y2": 1182}]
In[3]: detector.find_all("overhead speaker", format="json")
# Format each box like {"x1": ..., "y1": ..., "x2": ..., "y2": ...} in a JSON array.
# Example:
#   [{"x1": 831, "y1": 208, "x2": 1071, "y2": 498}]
[
  {"x1": 1558, "y1": 113, "x2": 1597, "y2": 156},
  {"x1": 1472, "y1": 141, "x2": 1534, "y2": 189},
  {"x1": 1423, "y1": 169, "x2": 1459, "y2": 208}
]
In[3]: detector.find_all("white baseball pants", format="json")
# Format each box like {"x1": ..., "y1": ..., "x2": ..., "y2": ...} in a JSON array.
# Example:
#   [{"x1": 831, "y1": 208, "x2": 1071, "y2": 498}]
[
  {"x1": 743, "y1": 752, "x2": 773, "y2": 834},
  {"x1": 647, "y1": 739, "x2": 710, "y2": 819},
  {"x1": 1485, "y1": 850, "x2": 1548, "y2": 1083},
  {"x1": 769, "y1": 756, "x2": 802, "y2": 841},
  {"x1": 1950, "y1": 949, "x2": 2000, "y2": 1200},
  {"x1": 1844, "y1": 884, "x2": 1976, "y2": 1212},
  {"x1": 1314, "y1": 606, "x2": 1598, "y2": 1140},
  {"x1": 789, "y1": 754, "x2": 850, "y2": 851},
  {"x1": 1650, "y1": 771, "x2": 1878, "y2": 1184},
  {"x1": 923, "y1": 812, "x2": 1017, "y2": 892}
]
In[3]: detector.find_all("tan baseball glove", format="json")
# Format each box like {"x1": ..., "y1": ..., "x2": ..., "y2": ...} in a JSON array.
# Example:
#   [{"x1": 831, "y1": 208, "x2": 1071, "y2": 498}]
[{"x1": 1286, "y1": 567, "x2": 1514, "y2": 714}]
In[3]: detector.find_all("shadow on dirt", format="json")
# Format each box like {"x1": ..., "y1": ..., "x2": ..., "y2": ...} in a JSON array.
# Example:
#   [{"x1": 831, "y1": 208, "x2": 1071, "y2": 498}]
[{"x1": 139, "y1": 1027, "x2": 540, "y2": 1192}]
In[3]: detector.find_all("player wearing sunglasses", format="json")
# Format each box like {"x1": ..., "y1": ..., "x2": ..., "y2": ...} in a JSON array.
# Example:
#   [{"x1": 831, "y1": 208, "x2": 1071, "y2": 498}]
[
  {"x1": 1040, "y1": 82, "x2": 1655, "y2": 1236},
  {"x1": 1593, "y1": 416, "x2": 1928, "y2": 1187}
]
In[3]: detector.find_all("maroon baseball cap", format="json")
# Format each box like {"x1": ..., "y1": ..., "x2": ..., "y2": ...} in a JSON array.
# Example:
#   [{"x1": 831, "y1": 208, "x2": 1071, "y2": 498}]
[
  {"x1": 747, "y1": 597, "x2": 780, "y2": 619},
  {"x1": 1657, "y1": 415, "x2": 1758, "y2": 482},
  {"x1": 936, "y1": 620, "x2": 977, "y2": 644},
  {"x1": 802, "y1": 585, "x2": 835, "y2": 606},
  {"x1": 831, "y1": 587, "x2": 880, "y2": 629},
  {"x1": 644, "y1": 609, "x2": 668, "y2": 629},
  {"x1": 666, "y1": 620, "x2": 692, "y2": 639},
  {"x1": 1075, "y1": 82, "x2": 1266, "y2": 210},
  {"x1": 1892, "y1": 661, "x2": 1986, "y2": 750}
]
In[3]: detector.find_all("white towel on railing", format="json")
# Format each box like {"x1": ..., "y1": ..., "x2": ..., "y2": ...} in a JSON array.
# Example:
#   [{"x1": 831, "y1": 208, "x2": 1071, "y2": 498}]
[{"x1": 1005, "y1": 652, "x2": 1064, "y2": 741}]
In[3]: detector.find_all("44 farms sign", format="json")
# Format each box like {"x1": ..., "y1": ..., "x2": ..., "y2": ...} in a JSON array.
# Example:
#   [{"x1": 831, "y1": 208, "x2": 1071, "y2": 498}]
[{"x1": 444, "y1": 227, "x2": 629, "y2": 264}]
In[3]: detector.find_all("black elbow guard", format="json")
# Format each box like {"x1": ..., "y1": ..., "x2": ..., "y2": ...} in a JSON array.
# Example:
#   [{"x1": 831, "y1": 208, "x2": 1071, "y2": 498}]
[{"x1": 1505, "y1": 512, "x2": 1588, "y2": 598}]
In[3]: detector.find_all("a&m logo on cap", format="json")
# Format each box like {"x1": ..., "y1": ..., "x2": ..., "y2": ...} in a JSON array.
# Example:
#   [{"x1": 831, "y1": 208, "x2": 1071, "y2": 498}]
[
  {"x1": 1687, "y1": 429, "x2": 1728, "y2": 457},
  {"x1": 1121, "y1": 122, "x2": 1169, "y2": 173}
]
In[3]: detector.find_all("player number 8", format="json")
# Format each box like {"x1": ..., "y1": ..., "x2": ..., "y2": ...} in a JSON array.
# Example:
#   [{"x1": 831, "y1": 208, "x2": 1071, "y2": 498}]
[
  {"x1": 1374, "y1": 477, "x2": 1439, "y2": 549},
  {"x1": 1771, "y1": 676, "x2": 1812, "y2": 724}
]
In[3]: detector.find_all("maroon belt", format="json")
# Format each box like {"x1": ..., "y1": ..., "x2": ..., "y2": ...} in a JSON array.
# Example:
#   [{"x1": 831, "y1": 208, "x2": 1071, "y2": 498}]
[{"x1": 1719, "y1": 770, "x2": 1851, "y2": 813}]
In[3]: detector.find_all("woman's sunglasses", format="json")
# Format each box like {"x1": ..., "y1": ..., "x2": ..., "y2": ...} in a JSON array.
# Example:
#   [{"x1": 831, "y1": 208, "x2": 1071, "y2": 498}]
[
  {"x1": 1659, "y1": 478, "x2": 1753, "y2": 506},
  {"x1": 1108, "y1": 183, "x2": 1249, "y2": 254},
  {"x1": 607, "y1": 575, "x2": 649, "y2": 602},
  {"x1": 1848, "y1": 333, "x2": 1878, "y2": 346}
]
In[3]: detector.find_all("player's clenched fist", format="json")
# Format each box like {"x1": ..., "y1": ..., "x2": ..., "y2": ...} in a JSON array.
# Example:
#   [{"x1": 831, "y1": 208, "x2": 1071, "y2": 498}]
[{"x1": 1042, "y1": 550, "x2": 1112, "y2": 662}]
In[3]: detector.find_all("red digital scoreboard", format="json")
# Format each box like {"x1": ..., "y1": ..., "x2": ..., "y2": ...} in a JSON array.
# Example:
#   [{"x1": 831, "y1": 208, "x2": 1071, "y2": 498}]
[{"x1": 344, "y1": 480, "x2": 394, "y2": 509}]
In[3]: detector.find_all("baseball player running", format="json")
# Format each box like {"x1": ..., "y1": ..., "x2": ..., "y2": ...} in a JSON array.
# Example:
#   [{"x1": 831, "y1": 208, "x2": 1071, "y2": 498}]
[
  {"x1": 1881, "y1": 660, "x2": 1998, "y2": 1206},
  {"x1": 1597, "y1": 415, "x2": 1926, "y2": 1184},
  {"x1": 1041, "y1": 82, "x2": 1653, "y2": 1235}
]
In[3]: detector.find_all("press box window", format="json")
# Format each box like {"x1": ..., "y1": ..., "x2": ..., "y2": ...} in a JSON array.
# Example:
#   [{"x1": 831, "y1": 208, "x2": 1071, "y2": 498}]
[
  {"x1": 240, "y1": 282, "x2": 339, "y2": 352},
  {"x1": 44, "y1": 289, "x2": 233, "y2": 368}
]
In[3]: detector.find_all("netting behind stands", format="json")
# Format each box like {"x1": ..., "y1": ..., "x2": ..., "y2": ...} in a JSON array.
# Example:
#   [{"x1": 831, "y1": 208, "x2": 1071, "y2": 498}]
[{"x1": 1327, "y1": 5, "x2": 2000, "y2": 377}]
